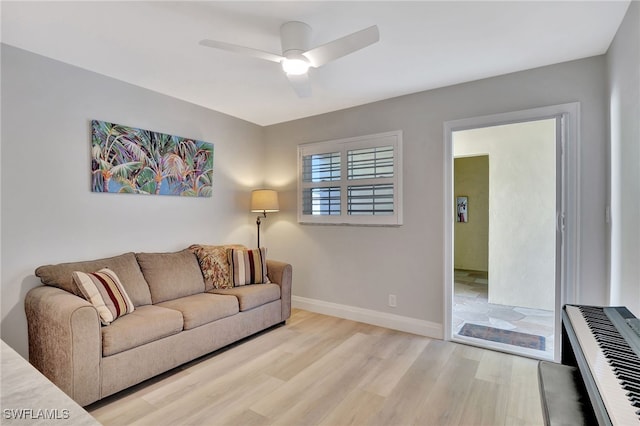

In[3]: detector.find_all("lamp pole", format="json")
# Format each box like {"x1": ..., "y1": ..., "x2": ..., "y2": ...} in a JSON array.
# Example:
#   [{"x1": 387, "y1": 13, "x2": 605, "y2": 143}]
[
  {"x1": 256, "y1": 211, "x2": 266, "y2": 248},
  {"x1": 251, "y1": 189, "x2": 279, "y2": 249}
]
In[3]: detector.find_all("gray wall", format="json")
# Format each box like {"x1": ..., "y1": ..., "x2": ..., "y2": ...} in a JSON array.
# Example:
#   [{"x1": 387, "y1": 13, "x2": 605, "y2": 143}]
[
  {"x1": 0, "y1": 45, "x2": 265, "y2": 357},
  {"x1": 607, "y1": 1, "x2": 640, "y2": 315},
  {"x1": 3, "y1": 31, "x2": 626, "y2": 355},
  {"x1": 264, "y1": 56, "x2": 608, "y2": 328}
]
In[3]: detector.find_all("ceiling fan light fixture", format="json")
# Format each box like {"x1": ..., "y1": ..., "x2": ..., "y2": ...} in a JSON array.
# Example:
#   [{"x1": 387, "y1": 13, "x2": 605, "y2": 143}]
[
  {"x1": 281, "y1": 56, "x2": 310, "y2": 75},
  {"x1": 199, "y1": 22, "x2": 380, "y2": 97}
]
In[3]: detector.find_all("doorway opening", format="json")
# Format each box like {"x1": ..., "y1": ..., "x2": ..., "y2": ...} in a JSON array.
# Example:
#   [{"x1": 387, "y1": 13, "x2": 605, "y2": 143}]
[{"x1": 444, "y1": 104, "x2": 580, "y2": 362}]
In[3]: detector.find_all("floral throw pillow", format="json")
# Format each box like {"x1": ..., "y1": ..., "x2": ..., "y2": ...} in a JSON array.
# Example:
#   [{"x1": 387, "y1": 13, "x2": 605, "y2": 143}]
[{"x1": 188, "y1": 244, "x2": 245, "y2": 290}]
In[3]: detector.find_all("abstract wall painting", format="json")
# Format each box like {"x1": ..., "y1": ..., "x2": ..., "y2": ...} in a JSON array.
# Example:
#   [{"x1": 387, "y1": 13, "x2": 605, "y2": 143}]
[{"x1": 91, "y1": 120, "x2": 213, "y2": 197}]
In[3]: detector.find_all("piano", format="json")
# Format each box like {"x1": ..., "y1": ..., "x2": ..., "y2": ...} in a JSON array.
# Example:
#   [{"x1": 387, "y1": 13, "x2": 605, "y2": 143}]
[{"x1": 540, "y1": 304, "x2": 640, "y2": 425}]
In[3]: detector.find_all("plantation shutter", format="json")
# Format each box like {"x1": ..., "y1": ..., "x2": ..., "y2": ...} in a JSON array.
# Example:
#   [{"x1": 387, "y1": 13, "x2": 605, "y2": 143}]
[
  {"x1": 347, "y1": 146, "x2": 395, "y2": 216},
  {"x1": 298, "y1": 131, "x2": 402, "y2": 225}
]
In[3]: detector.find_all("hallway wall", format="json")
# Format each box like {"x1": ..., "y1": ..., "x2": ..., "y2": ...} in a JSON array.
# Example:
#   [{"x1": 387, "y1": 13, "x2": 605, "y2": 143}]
[{"x1": 454, "y1": 156, "x2": 489, "y2": 272}]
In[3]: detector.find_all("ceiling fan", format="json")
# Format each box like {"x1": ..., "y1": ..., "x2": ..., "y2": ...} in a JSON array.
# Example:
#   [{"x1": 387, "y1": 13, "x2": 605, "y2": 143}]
[{"x1": 199, "y1": 21, "x2": 380, "y2": 98}]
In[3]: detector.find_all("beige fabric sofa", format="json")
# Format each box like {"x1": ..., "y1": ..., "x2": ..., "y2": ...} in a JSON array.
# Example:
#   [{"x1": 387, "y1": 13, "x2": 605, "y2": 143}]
[{"x1": 24, "y1": 247, "x2": 292, "y2": 407}]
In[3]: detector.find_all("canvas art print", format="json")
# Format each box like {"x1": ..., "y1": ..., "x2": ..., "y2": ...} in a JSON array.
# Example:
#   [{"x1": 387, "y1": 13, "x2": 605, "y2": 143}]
[{"x1": 91, "y1": 120, "x2": 213, "y2": 197}]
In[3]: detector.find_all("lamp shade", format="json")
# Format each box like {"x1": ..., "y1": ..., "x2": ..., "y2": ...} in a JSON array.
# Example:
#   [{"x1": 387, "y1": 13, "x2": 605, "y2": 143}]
[{"x1": 251, "y1": 189, "x2": 279, "y2": 213}]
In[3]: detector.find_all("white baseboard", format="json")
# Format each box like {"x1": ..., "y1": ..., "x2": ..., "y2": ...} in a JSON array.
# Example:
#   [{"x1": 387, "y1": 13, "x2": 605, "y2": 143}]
[{"x1": 291, "y1": 296, "x2": 443, "y2": 339}]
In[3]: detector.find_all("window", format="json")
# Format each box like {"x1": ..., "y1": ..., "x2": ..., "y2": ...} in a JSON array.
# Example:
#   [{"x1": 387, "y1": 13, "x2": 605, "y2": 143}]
[{"x1": 298, "y1": 131, "x2": 403, "y2": 225}]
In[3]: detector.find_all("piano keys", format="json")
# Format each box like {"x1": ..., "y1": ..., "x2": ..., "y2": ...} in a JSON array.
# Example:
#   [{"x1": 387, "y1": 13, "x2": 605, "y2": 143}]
[{"x1": 561, "y1": 305, "x2": 640, "y2": 425}]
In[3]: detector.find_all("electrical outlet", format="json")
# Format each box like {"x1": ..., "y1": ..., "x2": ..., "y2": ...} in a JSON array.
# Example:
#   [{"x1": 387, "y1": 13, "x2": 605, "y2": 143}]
[{"x1": 388, "y1": 294, "x2": 397, "y2": 307}]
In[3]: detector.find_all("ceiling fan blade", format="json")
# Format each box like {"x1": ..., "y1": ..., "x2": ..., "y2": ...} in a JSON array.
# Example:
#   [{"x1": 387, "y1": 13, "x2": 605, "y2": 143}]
[
  {"x1": 199, "y1": 39, "x2": 284, "y2": 63},
  {"x1": 286, "y1": 73, "x2": 311, "y2": 98},
  {"x1": 303, "y1": 25, "x2": 379, "y2": 68}
]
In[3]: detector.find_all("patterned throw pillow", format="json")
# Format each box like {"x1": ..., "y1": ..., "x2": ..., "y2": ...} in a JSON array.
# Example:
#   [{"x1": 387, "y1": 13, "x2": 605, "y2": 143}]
[
  {"x1": 72, "y1": 268, "x2": 135, "y2": 325},
  {"x1": 188, "y1": 244, "x2": 245, "y2": 290},
  {"x1": 227, "y1": 247, "x2": 270, "y2": 286}
]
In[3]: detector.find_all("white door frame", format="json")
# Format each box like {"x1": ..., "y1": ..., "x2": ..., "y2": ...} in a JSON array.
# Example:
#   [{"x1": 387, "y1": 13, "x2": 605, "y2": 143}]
[{"x1": 443, "y1": 103, "x2": 580, "y2": 362}]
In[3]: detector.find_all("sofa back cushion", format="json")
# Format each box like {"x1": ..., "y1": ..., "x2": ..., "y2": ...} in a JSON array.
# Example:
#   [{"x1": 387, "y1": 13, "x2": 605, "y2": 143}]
[
  {"x1": 35, "y1": 252, "x2": 152, "y2": 306},
  {"x1": 135, "y1": 249, "x2": 205, "y2": 303}
]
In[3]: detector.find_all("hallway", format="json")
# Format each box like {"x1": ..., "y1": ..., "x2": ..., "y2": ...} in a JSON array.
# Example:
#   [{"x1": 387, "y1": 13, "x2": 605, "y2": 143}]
[{"x1": 452, "y1": 269, "x2": 555, "y2": 359}]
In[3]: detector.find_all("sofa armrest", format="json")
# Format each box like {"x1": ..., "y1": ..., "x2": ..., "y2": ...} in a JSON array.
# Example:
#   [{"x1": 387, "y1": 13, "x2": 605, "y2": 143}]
[
  {"x1": 24, "y1": 286, "x2": 102, "y2": 406},
  {"x1": 266, "y1": 260, "x2": 292, "y2": 321}
]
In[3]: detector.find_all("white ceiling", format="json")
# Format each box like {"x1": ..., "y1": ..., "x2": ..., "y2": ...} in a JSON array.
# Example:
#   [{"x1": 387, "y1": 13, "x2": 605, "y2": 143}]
[{"x1": 1, "y1": 1, "x2": 630, "y2": 126}]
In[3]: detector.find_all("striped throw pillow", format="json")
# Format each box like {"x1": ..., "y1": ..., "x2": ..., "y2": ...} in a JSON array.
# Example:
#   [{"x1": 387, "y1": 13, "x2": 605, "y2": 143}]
[
  {"x1": 227, "y1": 247, "x2": 269, "y2": 286},
  {"x1": 72, "y1": 268, "x2": 135, "y2": 325}
]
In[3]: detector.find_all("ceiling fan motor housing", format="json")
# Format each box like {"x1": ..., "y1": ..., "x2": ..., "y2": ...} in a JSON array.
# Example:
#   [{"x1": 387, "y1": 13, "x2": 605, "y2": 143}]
[{"x1": 280, "y1": 21, "x2": 312, "y2": 55}]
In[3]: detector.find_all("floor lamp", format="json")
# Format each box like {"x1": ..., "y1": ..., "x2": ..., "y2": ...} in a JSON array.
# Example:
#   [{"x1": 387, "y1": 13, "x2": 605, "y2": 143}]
[{"x1": 251, "y1": 189, "x2": 279, "y2": 248}]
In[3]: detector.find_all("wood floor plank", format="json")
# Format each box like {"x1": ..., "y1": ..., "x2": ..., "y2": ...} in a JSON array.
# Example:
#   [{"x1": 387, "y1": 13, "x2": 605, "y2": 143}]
[
  {"x1": 265, "y1": 355, "x2": 380, "y2": 425},
  {"x1": 318, "y1": 389, "x2": 385, "y2": 426},
  {"x1": 221, "y1": 409, "x2": 270, "y2": 426},
  {"x1": 88, "y1": 396, "x2": 156, "y2": 425},
  {"x1": 262, "y1": 330, "x2": 357, "y2": 381},
  {"x1": 475, "y1": 350, "x2": 514, "y2": 385},
  {"x1": 250, "y1": 332, "x2": 377, "y2": 421},
  {"x1": 371, "y1": 339, "x2": 460, "y2": 426},
  {"x1": 88, "y1": 367, "x2": 192, "y2": 423},
  {"x1": 457, "y1": 379, "x2": 504, "y2": 426},
  {"x1": 141, "y1": 344, "x2": 288, "y2": 407},
  {"x1": 357, "y1": 338, "x2": 429, "y2": 397},
  {"x1": 171, "y1": 375, "x2": 283, "y2": 426},
  {"x1": 504, "y1": 355, "x2": 544, "y2": 425},
  {"x1": 413, "y1": 345, "x2": 481, "y2": 425},
  {"x1": 88, "y1": 309, "x2": 544, "y2": 426}
]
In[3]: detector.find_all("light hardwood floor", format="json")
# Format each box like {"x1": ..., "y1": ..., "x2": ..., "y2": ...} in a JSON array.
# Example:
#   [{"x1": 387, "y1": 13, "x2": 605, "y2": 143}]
[{"x1": 88, "y1": 309, "x2": 544, "y2": 426}]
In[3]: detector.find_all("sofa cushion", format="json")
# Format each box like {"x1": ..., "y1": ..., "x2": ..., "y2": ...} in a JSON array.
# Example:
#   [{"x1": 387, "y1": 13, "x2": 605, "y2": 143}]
[
  {"x1": 157, "y1": 293, "x2": 239, "y2": 330},
  {"x1": 72, "y1": 268, "x2": 135, "y2": 325},
  {"x1": 35, "y1": 252, "x2": 152, "y2": 307},
  {"x1": 101, "y1": 305, "x2": 183, "y2": 356},
  {"x1": 211, "y1": 284, "x2": 280, "y2": 312},
  {"x1": 188, "y1": 244, "x2": 245, "y2": 290},
  {"x1": 227, "y1": 247, "x2": 270, "y2": 286},
  {"x1": 136, "y1": 250, "x2": 205, "y2": 304}
]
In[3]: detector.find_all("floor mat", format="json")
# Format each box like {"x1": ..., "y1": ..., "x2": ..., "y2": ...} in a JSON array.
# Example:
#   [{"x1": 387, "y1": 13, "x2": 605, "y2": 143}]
[{"x1": 458, "y1": 323, "x2": 546, "y2": 351}]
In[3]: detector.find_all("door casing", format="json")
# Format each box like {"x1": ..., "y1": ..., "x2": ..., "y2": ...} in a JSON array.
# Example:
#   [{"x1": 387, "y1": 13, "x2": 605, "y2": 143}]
[{"x1": 443, "y1": 103, "x2": 580, "y2": 362}]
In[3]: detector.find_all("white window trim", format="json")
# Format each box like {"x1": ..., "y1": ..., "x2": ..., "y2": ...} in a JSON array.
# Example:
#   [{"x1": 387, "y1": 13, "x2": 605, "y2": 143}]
[{"x1": 297, "y1": 130, "x2": 403, "y2": 226}]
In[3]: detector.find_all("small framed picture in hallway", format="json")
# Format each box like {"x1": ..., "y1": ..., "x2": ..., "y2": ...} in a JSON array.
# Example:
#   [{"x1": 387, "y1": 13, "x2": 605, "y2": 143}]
[{"x1": 456, "y1": 196, "x2": 468, "y2": 222}]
